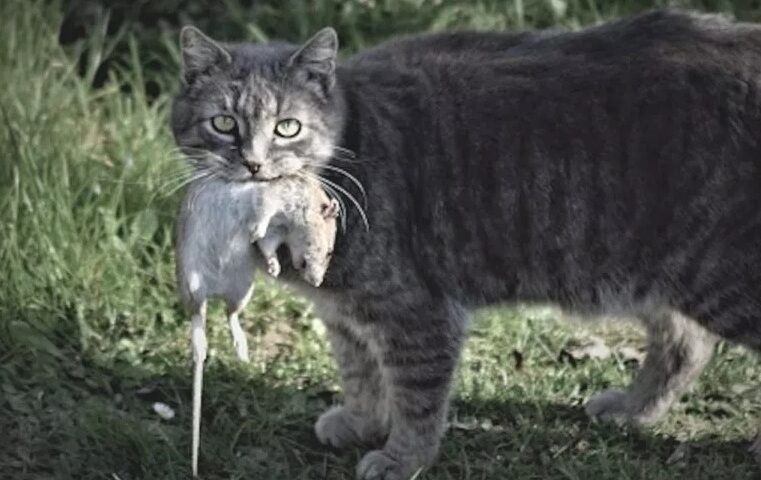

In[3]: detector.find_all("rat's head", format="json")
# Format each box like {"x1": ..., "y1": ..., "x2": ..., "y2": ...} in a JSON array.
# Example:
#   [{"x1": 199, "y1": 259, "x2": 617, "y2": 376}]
[
  {"x1": 290, "y1": 198, "x2": 339, "y2": 287},
  {"x1": 172, "y1": 27, "x2": 343, "y2": 182}
]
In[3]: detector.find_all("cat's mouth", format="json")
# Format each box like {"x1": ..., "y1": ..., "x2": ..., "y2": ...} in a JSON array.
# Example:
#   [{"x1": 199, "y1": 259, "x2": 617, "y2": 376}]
[
  {"x1": 247, "y1": 170, "x2": 283, "y2": 182},
  {"x1": 240, "y1": 174, "x2": 280, "y2": 184}
]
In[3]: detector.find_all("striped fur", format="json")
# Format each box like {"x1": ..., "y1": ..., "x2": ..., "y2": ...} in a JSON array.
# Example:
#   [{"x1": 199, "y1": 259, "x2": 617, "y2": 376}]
[{"x1": 173, "y1": 10, "x2": 761, "y2": 479}]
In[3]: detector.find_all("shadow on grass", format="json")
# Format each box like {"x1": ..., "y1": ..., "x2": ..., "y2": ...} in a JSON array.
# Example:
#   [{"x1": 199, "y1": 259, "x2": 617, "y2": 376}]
[
  {"x1": 1, "y1": 319, "x2": 758, "y2": 480},
  {"x1": 436, "y1": 397, "x2": 757, "y2": 479}
]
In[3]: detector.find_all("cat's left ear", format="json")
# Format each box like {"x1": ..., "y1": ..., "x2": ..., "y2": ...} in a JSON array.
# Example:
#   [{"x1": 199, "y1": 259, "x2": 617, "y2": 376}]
[
  {"x1": 288, "y1": 28, "x2": 339, "y2": 96},
  {"x1": 179, "y1": 26, "x2": 232, "y2": 84},
  {"x1": 321, "y1": 199, "x2": 340, "y2": 219}
]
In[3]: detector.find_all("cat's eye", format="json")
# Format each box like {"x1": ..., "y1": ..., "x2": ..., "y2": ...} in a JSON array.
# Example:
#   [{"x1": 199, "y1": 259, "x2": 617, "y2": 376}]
[
  {"x1": 274, "y1": 118, "x2": 301, "y2": 138},
  {"x1": 211, "y1": 115, "x2": 237, "y2": 135}
]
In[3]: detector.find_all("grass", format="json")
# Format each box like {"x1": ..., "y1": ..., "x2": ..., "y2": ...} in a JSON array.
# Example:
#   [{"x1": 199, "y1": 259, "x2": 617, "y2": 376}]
[{"x1": 2, "y1": 0, "x2": 761, "y2": 478}]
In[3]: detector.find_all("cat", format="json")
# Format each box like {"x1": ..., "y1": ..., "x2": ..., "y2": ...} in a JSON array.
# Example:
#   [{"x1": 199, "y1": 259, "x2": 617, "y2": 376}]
[
  {"x1": 172, "y1": 9, "x2": 761, "y2": 479},
  {"x1": 175, "y1": 175, "x2": 338, "y2": 476}
]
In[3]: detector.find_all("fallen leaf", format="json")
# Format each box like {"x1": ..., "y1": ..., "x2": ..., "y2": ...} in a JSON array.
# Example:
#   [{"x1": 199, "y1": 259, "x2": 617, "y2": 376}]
[
  {"x1": 152, "y1": 402, "x2": 175, "y2": 420},
  {"x1": 560, "y1": 335, "x2": 611, "y2": 364},
  {"x1": 618, "y1": 346, "x2": 646, "y2": 365}
]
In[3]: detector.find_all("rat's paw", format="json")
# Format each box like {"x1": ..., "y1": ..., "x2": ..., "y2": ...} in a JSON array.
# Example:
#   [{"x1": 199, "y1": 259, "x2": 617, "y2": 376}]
[
  {"x1": 315, "y1": 406, "x2": 386, "y2": 449},
  {"x1": 228, "y1": 317, "x2": 249, "y2": 362},
  {"x1": 585, "y1": 389, "x2": 663, "y2": 426},
  {"x1": 356, "y1": 450, "x2": 412, "y2": 480},
  {"x1": 266, "y1": 258, "x2": 281, "y2": 277},
  {"x1": 231, "y1": 335, "x2": 249, "y2": 362},
  {"x1": 249, "y1": 223, "x2": 268, "y2": 242}
]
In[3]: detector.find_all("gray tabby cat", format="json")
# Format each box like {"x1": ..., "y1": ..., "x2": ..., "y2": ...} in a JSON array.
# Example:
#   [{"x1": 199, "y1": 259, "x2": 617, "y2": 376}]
[{"x1": 172, "y1": 9, "x2": 761, "y2": 479}]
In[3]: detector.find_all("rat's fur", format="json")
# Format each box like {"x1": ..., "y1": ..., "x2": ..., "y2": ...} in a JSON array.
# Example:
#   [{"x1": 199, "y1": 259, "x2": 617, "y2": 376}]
[{"x1": 175, "y1": 174, "x2": 337, "y2": 476}]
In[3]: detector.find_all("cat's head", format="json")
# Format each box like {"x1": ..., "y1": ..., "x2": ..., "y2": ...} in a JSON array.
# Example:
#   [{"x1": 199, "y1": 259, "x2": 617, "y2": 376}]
[{"x1": 171, "y1": 27, "x2": 343, "y2": 182}]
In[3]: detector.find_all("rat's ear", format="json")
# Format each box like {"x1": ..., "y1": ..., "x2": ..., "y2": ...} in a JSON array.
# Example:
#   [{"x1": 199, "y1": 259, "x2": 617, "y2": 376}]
[
  {"x1": 321, "y1": 199, "x2": 340, "y2": 219},
  {"x1": 179, "y1": 26, "x2": 231, "y2": 84}
]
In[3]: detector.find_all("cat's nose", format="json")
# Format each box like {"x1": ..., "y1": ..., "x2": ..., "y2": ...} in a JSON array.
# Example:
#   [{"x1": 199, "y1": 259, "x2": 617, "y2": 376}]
[{"x1": 246, "y1": 162, "x2": 261, "y2": 175}]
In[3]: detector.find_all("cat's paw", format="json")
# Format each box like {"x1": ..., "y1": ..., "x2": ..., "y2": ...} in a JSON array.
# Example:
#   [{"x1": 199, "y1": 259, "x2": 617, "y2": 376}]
[
  {"x1": 315, "y1": 406, "x2": 385, "y2": 449},
  {"x1": 356, "y1": 450, "x2": 421, "y2": 480},
  {"x1": 585, "y1": 389, "x2": 662, "y2": 426}
]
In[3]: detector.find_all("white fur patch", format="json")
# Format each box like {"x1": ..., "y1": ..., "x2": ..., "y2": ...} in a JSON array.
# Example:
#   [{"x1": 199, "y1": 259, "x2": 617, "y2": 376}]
[{"x1": 189, "y1": 271, "x2": 202, "y2": 294}]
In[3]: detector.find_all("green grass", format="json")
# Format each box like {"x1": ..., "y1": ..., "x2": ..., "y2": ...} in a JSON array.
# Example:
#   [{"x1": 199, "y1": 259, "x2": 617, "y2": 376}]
[{"x1": 2, "y1": 0, "x2": 761, "y2": 478}]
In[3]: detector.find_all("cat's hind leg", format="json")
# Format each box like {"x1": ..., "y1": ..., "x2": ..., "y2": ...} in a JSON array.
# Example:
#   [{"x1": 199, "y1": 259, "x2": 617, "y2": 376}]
[{"x1": 586, "y1": 310, "x2": 717, "y2": 425}]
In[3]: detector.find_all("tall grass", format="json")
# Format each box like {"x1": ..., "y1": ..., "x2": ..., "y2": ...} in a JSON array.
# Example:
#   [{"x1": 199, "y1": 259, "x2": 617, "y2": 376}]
[{"x1": 0, "y1": 0, "x2": 183, "y2": 363}]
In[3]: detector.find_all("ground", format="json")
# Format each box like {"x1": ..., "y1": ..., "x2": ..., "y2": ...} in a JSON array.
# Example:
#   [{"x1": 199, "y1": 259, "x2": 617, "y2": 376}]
[{"x1": 2, "y1": 1, "x2": 761, "y2": 479}]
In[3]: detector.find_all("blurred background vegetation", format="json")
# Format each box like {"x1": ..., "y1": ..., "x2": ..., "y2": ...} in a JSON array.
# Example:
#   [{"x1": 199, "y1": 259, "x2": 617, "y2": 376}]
[
  {"x1": 2, "y1": 0, "x2": 761, "y2": 479},
  {"x1": 57, "y1": 0, "x2": 761, "y2": 98}
]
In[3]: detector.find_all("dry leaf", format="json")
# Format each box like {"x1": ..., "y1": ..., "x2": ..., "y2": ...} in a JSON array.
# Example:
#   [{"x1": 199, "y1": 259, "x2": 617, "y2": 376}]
[
  {"x1": 560, "y1": 335, "x2": 611, "y2": 364},
  {"x1": 618, "y1": 345, "x2": 646, "y2": 365},
  {"x1": 152, "y1": 402, "x2": 175, "y2": 420}
]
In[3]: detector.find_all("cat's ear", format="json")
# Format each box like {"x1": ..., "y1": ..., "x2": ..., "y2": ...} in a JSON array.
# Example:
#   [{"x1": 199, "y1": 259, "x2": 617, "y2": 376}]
[
  {"x1": 288, "y1": 27, "x2": 339, "y2": 96},
  {"x1": 321, "y1": 199, "x2": 340, "y2": 219},
  {"x1": 179, "y1": 26, "x2": 231, "y2": 83}
]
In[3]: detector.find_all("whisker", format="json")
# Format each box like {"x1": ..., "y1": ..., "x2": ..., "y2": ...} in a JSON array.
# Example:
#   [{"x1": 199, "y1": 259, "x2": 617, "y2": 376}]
[
  {"x1": 165, "y1": 170, "x2": 214, "y2": 197},
  {"x1": 187, "y1": 171, "x2": 219, "y2": 212},
  {"x1": 159, "y1": 164, "x2": 207, "y2": 187},
  {"x1": 320, "y1": 182, "x2": 348, "y2": 232},
  {"x1": 314, "y1": 164, "x2": 367, "y2": 208},
  {"x1": 315, "y1": 174, "x2": 370, "y2": 231},
  {"x1": 332, "y1": 145, "x2": 356, "y2": 158},
  {"x1": 299, "y1": 171, "x2": 347, "y2": 232},
  {"x1": 331, "y1": 146, "x2": 367, "y2": 164}
]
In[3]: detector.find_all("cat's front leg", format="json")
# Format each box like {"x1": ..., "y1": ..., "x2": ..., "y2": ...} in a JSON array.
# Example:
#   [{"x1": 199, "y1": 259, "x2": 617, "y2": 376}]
[
  {"x1": 354, "y1": 298, "x2": 467, "y2": 480},
  {"x1": 315, "y1": 320, "x2": 389, "y2": 449}
]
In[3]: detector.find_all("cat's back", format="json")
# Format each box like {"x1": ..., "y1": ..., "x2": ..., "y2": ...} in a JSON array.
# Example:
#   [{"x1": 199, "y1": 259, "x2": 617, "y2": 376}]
[
  {"x1": 329, "y1": 9, "x2": 761, "y2": 307},
  {"x1": 346, "y1": 29, "x2": 556, "y2": 67},
  {"x1": 344, "y1": 9, "x2": 761, "y2": 89}
]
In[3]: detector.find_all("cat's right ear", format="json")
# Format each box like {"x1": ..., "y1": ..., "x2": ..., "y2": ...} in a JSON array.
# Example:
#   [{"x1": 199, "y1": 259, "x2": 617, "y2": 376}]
[
  {"x1": 287, "y1": 27, "x2": 339, "y2": 98},
  {"x1": 179, "y1": 26, "x2": 231, "y2": 84}
]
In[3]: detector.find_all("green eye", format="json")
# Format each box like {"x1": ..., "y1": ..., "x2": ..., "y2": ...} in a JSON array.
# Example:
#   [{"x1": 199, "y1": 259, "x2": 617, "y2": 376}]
[
  {"x1": 211, "y1": 115, "x2": 237, "y2": 134},
  {"x1": 274, "y1": 118, "x2": 301, "y2": 138}
]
